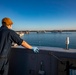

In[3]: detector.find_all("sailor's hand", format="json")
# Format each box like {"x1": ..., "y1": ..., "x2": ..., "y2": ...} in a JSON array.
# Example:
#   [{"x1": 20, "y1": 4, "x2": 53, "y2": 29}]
[{"x1": 32, "y1": 47, "x2": 39, "y2": 53}]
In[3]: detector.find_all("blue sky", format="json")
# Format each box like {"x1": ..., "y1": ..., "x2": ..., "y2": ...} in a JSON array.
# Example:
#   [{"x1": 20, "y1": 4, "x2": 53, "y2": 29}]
[{"x1": 0, "y1": 0, "x2": 76, "y2": 30}]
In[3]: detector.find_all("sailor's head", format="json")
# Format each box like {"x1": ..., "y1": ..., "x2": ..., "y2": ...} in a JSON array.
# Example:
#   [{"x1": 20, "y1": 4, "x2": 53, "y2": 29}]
[{"x1": 2, "y1": 17, "x2": 13, "y2": 29}]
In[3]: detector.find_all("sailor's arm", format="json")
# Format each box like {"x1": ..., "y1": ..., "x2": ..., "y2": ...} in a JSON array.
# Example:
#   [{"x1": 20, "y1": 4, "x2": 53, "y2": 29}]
[
  {"x1": 21, "y1": 40, "x2": 32, "y2": 49},
  {"x1": 21, "y1": 40, "x2": 39, "y2": 53}
]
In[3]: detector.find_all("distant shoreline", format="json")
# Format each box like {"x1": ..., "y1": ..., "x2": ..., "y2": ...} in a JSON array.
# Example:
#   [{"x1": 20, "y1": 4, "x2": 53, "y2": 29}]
[{"x1": 16, "y1": 30, "x2": 76, "y2": 34}]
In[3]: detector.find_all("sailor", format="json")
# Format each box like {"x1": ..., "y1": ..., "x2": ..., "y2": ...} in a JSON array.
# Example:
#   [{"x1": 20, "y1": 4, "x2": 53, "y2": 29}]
[{"x1": 0, "y1": 17, "x2": 39, "y2": 75}]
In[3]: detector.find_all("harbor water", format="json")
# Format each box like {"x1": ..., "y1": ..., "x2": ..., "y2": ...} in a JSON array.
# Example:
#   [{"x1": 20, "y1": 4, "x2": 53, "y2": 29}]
[
  {"x1": 9, "y1": 32, "x2": 76, "y2": 75},
  {"x1": 21, "y1": 32, "x2": 76, "y2": 49}
]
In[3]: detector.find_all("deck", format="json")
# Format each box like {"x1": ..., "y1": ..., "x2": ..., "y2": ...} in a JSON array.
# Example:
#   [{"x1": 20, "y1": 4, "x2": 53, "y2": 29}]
[{"x1": 8, "y1": 46, "x2": 76, "y2": 75}]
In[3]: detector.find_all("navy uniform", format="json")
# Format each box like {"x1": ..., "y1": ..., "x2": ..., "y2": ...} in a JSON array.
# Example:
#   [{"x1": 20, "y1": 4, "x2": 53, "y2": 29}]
[{"x1": 0, "y1": 26, "x2": 23, "y2": 75}]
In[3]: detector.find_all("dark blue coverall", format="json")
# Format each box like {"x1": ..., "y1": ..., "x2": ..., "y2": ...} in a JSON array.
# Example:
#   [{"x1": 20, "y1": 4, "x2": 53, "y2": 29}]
[{"x1": 0, "y1": 26, "x2": 23, "y2": 75}]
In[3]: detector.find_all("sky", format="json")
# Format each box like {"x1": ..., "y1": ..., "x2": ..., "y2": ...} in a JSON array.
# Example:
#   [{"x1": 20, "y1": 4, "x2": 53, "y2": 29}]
[{"x1": 0, "y1": 0, "x2": 76, "y2": 30}]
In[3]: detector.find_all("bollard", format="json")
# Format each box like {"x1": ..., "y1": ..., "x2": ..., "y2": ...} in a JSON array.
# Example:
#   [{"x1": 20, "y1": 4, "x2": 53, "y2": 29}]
[{"x1": 65, "y1": 37, "x2": 69, "y2": 50}]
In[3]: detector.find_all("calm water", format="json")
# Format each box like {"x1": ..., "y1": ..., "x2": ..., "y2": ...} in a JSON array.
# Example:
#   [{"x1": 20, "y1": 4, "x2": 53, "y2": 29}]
[{"x1": 22, "y1": 32, "x2": 76, "y2": 49}]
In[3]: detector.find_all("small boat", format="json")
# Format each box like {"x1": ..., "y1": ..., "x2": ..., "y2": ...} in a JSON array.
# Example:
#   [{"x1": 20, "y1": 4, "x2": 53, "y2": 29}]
[
  {"x1": 19, "y1": 33, "x2": 24, "y2": 37},
  {"x1": 16, "y1": 32, "x2": 24, "y2": 37}
]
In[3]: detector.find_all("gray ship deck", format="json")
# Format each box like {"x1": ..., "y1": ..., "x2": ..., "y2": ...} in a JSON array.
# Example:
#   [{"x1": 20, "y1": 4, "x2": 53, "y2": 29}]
[{"x1": 8, "y1": 46, "x2": 76, "y2": 75}]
